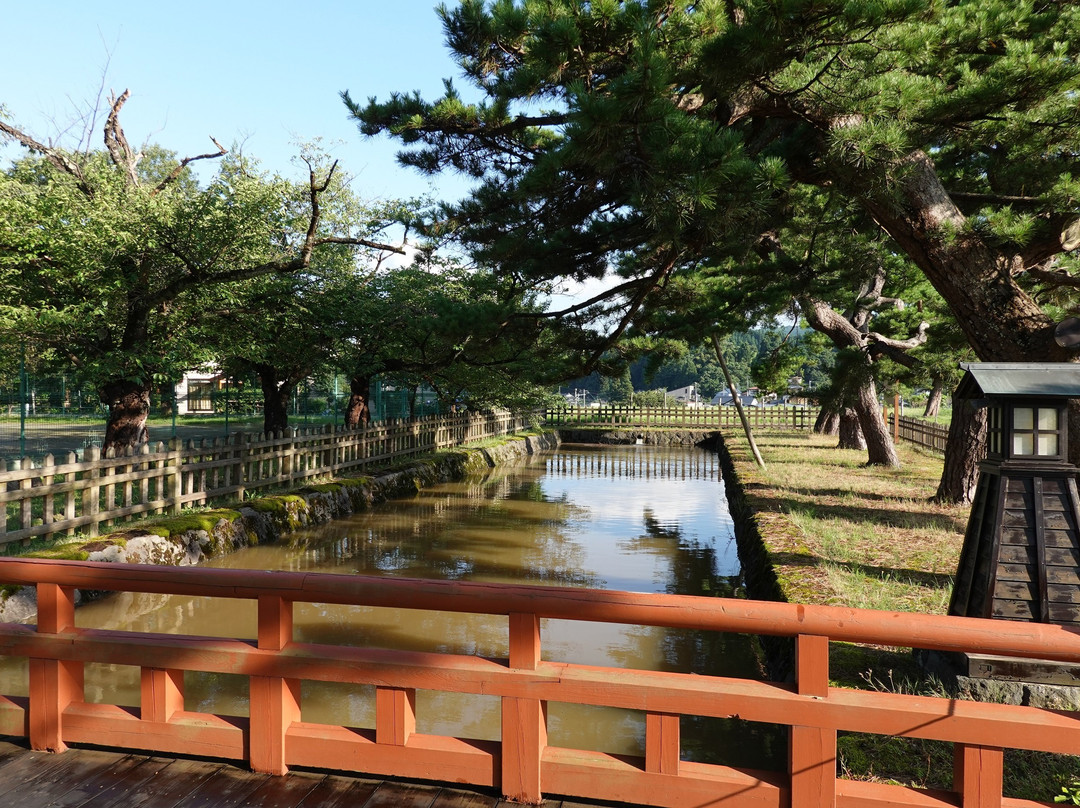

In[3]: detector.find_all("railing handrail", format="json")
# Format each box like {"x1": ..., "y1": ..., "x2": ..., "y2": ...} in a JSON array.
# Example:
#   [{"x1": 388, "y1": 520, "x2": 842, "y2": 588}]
[
  {"x1": 1, "y1": 557, "x2": 1074, "y2": 807},
  {"x1": 3, "y1": 557, "x2": 1079, "y2": 665}
]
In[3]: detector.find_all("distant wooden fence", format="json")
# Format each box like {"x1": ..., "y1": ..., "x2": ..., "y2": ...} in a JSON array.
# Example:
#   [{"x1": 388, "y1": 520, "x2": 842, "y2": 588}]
[
  {"x1": 544, "y1": 405, "x2": 816, "y2": 431},
  {"x1": 2, "y1": 557, "x2": 1079, "y2": 807},
  {"x1": 896, "y1": 415, "x2": 949, "y2": 452},
  {"x1": 0, "y1": 411, "x2": 534, "y2": 550}
]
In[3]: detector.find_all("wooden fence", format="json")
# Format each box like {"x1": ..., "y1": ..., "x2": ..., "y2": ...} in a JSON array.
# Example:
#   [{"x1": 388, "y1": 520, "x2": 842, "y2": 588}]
[
  {"x1": 0, "y1": 411, "x2": 534, "y2": 551},
  {"x1": 0, "y1": 557, "x2": 1076, "y2": 807},
  {"x1": 544, "y1": 405, "x2": 816, "y2": 431},
  {"x1": 896, "y1": 415, "x2": 950, "y2": 452}
]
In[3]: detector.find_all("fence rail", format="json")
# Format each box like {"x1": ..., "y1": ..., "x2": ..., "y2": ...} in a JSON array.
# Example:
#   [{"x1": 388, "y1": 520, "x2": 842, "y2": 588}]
[
  {"x1": 896, "y1": 414, "x2": 949, "y2": 452},
  {"x1": 1, "y1": 411, "x2": 533, "y2": 550},
  {"x1": 0, "y1": 557, "x2": 1076, "y2": 807},
  {"x1": 543, "y1": 405, "x2": 816, "y2": 431}
]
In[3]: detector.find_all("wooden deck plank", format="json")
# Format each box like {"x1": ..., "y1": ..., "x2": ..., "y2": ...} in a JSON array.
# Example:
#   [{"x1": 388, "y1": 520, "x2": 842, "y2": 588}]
[
  {"x1": 94, "y1": 757, "x2": 226, "y2": 808},
  {"x1": 151, "y1": 762, "x2": 269, "y2": 808},
  {"x1": 67, "y1": 757, "x2": 185, "y2": 808},
  {"x1": 431, "y1": 787, "x2": 504, "y2": 807},
  {"x1": 293, "y1": 775, "x2": 382, "y2": 808},
  {"x1": 363, "y1": 780, "x2": 451, "y2": 807},
  {"x1": 235, "y1": 770, "x2": 323, "y2": 808},
  {"x1": 7, "y1": 749, "x2": 148, "y2": 807},
  {"x1": 0, "y1": 741, "x2": 610, "y2": 808}
]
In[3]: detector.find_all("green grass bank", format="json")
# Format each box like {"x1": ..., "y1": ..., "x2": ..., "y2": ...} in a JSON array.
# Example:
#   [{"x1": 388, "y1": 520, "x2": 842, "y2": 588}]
[{"x1": 718, "y1": 428, "x2": 1080, "y2": 801}]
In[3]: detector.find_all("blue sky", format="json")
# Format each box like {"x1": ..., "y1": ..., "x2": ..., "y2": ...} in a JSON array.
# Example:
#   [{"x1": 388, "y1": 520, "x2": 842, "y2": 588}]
[{"x1": 0, "y1": 1, "x2": 476, "y2": 203}]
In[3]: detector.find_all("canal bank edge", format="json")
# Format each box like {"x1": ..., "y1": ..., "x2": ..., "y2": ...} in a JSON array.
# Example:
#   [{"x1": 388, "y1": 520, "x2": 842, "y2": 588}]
[
  {"x1": 711, "y1": 432, "x2": 799, "y2": 682},
  {"x1": 0, "y1": 431, "x2": 561, "y2": 621}
]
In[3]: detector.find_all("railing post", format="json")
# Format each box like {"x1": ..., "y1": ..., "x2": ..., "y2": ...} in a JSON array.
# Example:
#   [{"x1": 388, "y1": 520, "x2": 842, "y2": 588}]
[
  {"x1": 503, "y1": 612, "x2": 546, "y2": 805},
  {"x1": 250, "y1": 595, "x2": 300, "y2": 775},
  {"x1": 29, "y1": 582, "x2": 81, "y2": 752},
  {"x1": 790, "y1": 634, "x2": 835, "y2": 808},
  {"x1": 376, "y1": 687, "x2": 416, "y2": 746},
  {"x1": 954, "y1": 744, "x2": 1004, "y2": 808},
  {"x1": 645, "y1": 712, "x2": 680, "y2": 775},
  {"x1": 141, "y1": 668, "x2": 184, "y2": 724}
]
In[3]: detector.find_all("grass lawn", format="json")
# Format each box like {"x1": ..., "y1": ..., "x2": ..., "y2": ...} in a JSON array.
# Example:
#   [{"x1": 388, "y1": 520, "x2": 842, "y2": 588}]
[{"x1": 720, "y1": 428, "x2": 1080, "y2": 802}]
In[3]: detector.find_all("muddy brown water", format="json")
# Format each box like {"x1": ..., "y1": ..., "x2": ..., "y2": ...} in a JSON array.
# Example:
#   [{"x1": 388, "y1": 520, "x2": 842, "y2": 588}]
[{"x1": 9, "y1": 445, "x2": 784, "y2": 769}]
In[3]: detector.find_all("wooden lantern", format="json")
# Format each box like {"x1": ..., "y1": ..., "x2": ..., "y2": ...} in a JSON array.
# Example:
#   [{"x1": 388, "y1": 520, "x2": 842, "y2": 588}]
[{"x1": 950, "y1": 363, "x2": 1080, "y2": 630}]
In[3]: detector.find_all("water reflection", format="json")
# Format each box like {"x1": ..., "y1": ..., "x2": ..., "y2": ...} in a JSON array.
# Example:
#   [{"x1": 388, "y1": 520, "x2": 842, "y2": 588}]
[{"x1": 9, "y1": 446, "x2": 783, "y2": 769}]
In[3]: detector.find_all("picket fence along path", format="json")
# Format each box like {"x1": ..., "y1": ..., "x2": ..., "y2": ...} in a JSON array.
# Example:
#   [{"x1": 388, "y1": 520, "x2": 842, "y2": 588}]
[
  {"x1": 3, "y1": 558, "x2": 1079, "y2": 808},
  {"x1": 0, "y1": 411, "x2": 532, "y2": 551}
]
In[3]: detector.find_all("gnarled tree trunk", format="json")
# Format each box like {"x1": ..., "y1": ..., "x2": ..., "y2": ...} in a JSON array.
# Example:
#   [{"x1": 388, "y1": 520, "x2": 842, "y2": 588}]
[
  {"x1": 100, "y1": 380, "x2": 151, "y2": 455},
  {"x1": 852, "y1": 376, "x2": 900, "y2": 467},
  {"x1": 344, "y1": 375, "x2": 372, "y2": 428},
  {"x1": 934, "y1": 397, "x2": 987, "y2": 505},
  {"x1": 837, "y1": 408, "x2": 865, "y2": 450},
  {"x1": 923, "y1": 376, "x2": 944, "y2": 419},
  {"x1": 257, "y1": 366, "x2": 292, "y2": 435},
  {"x1": 814, "y1": 403, "x2": 840, "y2": 435}
]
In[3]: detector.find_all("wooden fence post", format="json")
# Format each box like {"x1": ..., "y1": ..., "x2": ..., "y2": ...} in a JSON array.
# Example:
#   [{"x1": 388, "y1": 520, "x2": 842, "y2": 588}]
[
  {"x1": 790, "y1": 634, "x2": 835, "y2": 808},
  {"x1": 503, "y1": 613, "x2": 546, "y2": 804},
  {"x1": 84, "y1": 445, "x2": 102, "y2": 536},
  {"x1": 167, "y1": 438, "x2": 183, "y2": 516}
]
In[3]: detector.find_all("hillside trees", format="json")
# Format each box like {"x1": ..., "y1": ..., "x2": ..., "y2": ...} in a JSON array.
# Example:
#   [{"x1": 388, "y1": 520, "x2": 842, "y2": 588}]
[
  {"x1": 352, "y1": 0, "x2": 1080, "y2": 467},
  {"x1": 0, "y1": 92, "x2": 396, "y2": 453}
]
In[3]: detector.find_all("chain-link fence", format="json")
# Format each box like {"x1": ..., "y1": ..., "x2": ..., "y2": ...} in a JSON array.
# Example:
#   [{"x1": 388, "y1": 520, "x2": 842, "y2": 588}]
[{"x1": 0, "y1": 371, "x2": 442, "y2": 461}]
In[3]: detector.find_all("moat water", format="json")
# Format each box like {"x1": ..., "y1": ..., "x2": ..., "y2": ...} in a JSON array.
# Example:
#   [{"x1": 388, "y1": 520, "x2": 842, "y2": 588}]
[{"x1": 12, "y1": 444, "x2": 784, "y2": 769}]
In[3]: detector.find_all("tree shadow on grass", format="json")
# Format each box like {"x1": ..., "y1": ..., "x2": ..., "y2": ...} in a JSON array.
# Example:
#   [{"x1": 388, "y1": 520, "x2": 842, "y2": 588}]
[
  {"x1": 765, "y1": 550, "x2": 954, "y2": 591},
  {"x1": 747, "y1": 489, "x2": 966, "y2": 534}
]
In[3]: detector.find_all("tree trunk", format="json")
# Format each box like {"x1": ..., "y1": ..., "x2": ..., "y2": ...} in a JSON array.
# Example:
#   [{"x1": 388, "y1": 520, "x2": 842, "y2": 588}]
[
  {"x1": 711, "y1": 333, "x2": 766, "y2": 469},
  {"x1": 858, "y1": 152, "x2": 1069, "y2": 365},
  {"x1": 923, "y1": 377, "x2": 944, "y2": 419},
  {"x1": 100, "y1": 379, "x2": 151, "y2": 455},
  {"x1": 853, "y1": 376, "x2": 901, "y2": 467},
  {"x1": 344, "y1": 375, "x2": 372, "y2": 428},
  {"x1": 837, "y1": 408, "x2": 865, "y2": 450},
  {"x1": 814, "y1": 406, "x2": 840, "y2": 436},
  {"x1": 934, "y1": 397, "x2": 986, "y2": 505},
  {"x1": 798, "y1": 296, "x2": 900, "y2": 466},
  {"x1": 257, "y1": 368, "x2": 291, "y2": 435}
]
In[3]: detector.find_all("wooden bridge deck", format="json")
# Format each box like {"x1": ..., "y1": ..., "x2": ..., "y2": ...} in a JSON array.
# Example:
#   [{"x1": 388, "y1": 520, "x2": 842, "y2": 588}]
[{"x1": 0, "y1": 739, "x2": 605, "y2": 808}]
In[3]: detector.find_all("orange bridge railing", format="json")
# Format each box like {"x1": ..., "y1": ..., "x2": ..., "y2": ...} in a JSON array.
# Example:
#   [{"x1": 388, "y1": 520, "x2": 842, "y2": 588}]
[{"x1": 0, "y1": 558, "x2": 1076, "y2": 807}]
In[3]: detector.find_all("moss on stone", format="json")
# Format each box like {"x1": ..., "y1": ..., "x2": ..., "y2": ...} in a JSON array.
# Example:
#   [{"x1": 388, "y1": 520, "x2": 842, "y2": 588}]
[
  {"x1": 25, "y1": 547, "x2": 90, "y2": 561},
  {"x1": 143, "y1": 509, "x2": 242, "y2": 536},
  {"x1": 247, "y1": 496, "x2": 305, "y2": 515}
]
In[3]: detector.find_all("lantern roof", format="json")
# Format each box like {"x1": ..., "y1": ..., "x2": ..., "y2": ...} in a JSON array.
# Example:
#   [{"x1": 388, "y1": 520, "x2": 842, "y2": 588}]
[{"x1": 957, "y1": 363, "x2": 1080, "y2": 399}]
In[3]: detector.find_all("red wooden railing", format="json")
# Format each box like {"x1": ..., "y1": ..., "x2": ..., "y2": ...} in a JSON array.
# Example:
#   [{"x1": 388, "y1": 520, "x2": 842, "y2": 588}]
[{"x1": 0, "y1": 558, "x2": 1076, "y2": 807}]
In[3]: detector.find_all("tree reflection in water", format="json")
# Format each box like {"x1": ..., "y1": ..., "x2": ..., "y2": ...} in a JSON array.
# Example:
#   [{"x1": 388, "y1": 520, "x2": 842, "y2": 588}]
[{"x1": 22, "y1": 445, "x2": 783, "y2": 769}]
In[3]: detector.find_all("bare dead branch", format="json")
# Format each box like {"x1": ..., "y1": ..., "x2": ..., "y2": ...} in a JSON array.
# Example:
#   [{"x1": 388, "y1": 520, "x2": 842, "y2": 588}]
[
  {"x1": 150, "y1": 137, "x2": 228, "y2": 196},
  {"x1": 104, "y1": 90, "x2": 140, "y2": 186},
  {"x1": 314, "y1": 236, "x2": 407, "y2": 255},
  {"x1": 0, "y1": 119, "x2": 94, "y2": 197}
]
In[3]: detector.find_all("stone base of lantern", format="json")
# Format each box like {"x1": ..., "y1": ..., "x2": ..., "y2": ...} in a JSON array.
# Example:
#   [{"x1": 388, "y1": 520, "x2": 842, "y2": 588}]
[{"x1": 916, "y1": 648, "x2": 1080, "y2": 710}]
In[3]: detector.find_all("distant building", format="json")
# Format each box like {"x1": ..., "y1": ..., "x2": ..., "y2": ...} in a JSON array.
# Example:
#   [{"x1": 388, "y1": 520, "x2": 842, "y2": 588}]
[
  {"x1": 175, "y1": 369, "x2": 225, "y2": 414},
  {"x1": 710, "y1": 388, "x2": 760, "y2": 408},
  {"x1": 667, "y1": 384, "x2": 701, "y2": 406}
]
